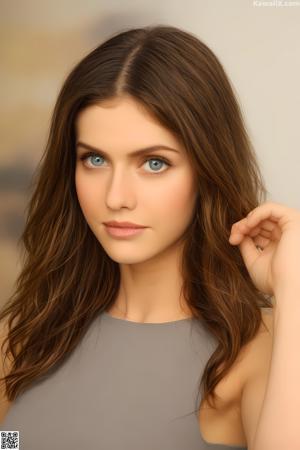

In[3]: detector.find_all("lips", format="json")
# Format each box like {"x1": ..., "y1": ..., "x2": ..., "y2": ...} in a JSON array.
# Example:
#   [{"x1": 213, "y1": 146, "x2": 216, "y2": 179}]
[{"x1": 103, "y1": 221, "x2": 146, "y2": 229}]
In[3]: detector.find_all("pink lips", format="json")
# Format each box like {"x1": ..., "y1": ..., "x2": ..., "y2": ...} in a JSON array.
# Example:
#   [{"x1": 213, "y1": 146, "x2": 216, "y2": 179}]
[
  {"x1": 103, "y1": 221, "x2": 147, "y2": 238},
  {"x1": 103, "y1": 220, "x2": 146, "y2": 229}
]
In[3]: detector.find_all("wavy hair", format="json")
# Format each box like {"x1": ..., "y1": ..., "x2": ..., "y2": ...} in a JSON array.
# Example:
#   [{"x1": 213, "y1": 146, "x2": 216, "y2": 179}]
[{"x1": 0, "y1": 24, "x2": 273, "y2": 412}]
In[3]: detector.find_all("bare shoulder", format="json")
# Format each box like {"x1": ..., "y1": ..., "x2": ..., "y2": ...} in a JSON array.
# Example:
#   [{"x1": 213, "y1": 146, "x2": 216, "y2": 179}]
[
  {"x1": 239, "y1": 307, "x2": 274, "y2": 448},
  {"x1": 198, "y1": 308, "x2": 274, "y2": 447},
  {"x1": 0, "y1": 318, "x2": 14, "y2": 423},
  {"x1": 213, "y1": 307, "x2": 273, "y2": 403},
  {"x1": 199, "y1": 308, "x2": 273, "y2": 415}
]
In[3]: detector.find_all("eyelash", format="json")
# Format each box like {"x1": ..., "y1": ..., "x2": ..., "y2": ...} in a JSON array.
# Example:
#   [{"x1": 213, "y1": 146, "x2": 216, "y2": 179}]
[{"x1": 78, "y1": 151, "x2": 172, "y2": 174}]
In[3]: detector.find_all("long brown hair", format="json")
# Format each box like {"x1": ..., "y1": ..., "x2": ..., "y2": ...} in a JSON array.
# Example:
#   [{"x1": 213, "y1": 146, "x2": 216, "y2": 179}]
[{"x1": 0, "y1": 24, "x2": 273, "y2": 411}]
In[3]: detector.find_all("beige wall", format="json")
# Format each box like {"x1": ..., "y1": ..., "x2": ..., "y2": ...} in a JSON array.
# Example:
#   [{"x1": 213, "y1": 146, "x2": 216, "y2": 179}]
[{"x1": 1, "y1": 0, "x2": 299, "y2": 304}]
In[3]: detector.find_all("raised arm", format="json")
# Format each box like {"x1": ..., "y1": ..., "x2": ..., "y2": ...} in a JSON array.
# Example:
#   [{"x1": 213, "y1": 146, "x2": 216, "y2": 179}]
[{"x1": 229, "y1": 201, "x2": 300, "y2": 450}]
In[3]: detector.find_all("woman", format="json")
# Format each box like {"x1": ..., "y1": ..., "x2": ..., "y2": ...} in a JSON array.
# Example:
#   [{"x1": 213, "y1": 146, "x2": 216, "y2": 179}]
[{"x1": 1, "y1": 24, "x2": 300, "y2": 450}]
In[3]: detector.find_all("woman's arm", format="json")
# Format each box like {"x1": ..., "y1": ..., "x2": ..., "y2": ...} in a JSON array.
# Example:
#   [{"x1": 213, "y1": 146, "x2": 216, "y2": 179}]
[
  {"x1": 248, "y1": 288, "x2": 300, "y2": 450},
  {"x1": 229, "y1": 201, "x2": 300, "y2": 450}
]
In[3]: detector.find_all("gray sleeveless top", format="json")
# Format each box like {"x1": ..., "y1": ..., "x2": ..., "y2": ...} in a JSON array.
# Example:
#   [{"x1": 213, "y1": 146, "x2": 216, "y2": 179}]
[{"x1": 1, "y1": 311, "x2": 247, "y2": 449}]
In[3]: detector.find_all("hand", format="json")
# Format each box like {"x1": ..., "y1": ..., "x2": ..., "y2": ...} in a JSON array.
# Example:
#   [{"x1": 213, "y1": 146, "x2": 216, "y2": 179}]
[{"x1": 228, "y1": 201, "x2": 300, "y2": 297}]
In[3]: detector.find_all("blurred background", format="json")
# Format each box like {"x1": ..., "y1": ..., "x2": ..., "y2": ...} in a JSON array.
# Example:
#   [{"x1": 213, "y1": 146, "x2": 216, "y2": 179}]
[{"x1": 1, "y1": 0, "x2": 299, "y2": 305}]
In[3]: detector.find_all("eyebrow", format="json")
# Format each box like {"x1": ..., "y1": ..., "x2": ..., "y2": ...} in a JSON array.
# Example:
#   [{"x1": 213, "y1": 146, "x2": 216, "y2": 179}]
[{"x1": 76, "y1": 141, "x2": 180, "y2": 158}]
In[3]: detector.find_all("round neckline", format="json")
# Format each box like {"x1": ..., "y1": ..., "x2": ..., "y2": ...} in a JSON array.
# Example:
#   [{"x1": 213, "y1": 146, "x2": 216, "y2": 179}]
[{"x1": 102, "y1": 311, "x2": 194, "y2": 326}]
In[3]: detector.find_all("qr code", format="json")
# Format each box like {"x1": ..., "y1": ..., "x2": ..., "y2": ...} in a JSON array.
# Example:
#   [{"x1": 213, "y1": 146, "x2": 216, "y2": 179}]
[{"x1": 1, "y1": 431, "x2": 19, "y2": 449}]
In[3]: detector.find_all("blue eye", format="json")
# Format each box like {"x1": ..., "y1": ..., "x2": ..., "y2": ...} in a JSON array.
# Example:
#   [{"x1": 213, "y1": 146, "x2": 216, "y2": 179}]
[
  {"x1": 84, "y1": 154, "x2": 104, "y2": 167},
  {"x1": 79, "y1": 152, "x2": 171, "y2": 174},
  {"x1": 145, "y1": 159, "x2": 169, "y2": 172}
]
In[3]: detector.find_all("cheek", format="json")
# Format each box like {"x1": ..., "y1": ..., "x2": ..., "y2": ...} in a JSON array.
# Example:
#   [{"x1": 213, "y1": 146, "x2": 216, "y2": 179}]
[
  {"x1": 151, "y1": 172, "x2": 197, "y2": 226},
  {"x1": 75, "y1": 170, "x2": 103, "y2": 219}
]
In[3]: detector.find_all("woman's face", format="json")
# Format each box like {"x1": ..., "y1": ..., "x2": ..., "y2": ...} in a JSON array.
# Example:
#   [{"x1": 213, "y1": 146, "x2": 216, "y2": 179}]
[{"x1": 75, "y1": 96, "x2": 198, "y2": 264}]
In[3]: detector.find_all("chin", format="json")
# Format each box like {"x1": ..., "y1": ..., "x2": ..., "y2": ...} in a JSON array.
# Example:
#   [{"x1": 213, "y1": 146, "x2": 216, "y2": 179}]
[{"x1": 102, "y1": 246, "x2": 161, "y2": 265}]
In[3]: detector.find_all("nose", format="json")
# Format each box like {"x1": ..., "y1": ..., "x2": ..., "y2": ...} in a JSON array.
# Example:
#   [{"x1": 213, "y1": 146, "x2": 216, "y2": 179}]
[{"x1": 105, "y1": 166, "x2": 136, "y2": 210}]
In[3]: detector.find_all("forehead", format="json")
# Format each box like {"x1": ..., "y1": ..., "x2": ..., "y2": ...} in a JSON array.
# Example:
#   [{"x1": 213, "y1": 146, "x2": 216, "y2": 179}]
[{"x1": 75, "y1": 96, "x2": 182, "y2": 152}]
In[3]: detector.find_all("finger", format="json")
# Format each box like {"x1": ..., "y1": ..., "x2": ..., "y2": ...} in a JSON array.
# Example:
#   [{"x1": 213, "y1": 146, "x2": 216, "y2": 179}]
[
  {"x1": 229, "y1": 212, "x2": 284, "y2": 245},
  {"x1": 246, "y1": 202, "x2": 291, "y2": 229},
  {"x1": 230, "y1": 219, "x2": 275, "y2": 242},
  {"x1": 236, "y1": 205, "x2": 285, "y2": 243},
  {"x1": 258, "y1": 219, "x2": 280, "y2": 232},
  {"x1": 248, "y1": 227, "x2": 281, "y2": 243},
  {"x1": 253, "y1": 235, "x2": 270, "y2": 248},
  {"x1": 231, "y1": 217, "x2": 276, "y2": 234},
  {"x1": 249, "y1": 228, "x2": 272, "y2": 239},
  {"x1": 248, "y1": 221, "x2": 282, "y2": 240},
  {"x1": 231, "y1": 218, "x2": 251, "y2": 235},
  {"x1": 238, "y1": 235, "x2": 262, "y2": 271},
  {"x1": 271, "y1": 226, "x2": 282, "y2": 240}
]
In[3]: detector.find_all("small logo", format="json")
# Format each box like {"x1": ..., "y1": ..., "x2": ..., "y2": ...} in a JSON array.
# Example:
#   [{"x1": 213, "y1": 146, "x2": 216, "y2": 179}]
[
  {"x1": 1, "y1": 431, "x2": 19, "y2": 449},
  {"x1": 253, "y1": 0, "x2": 300, "y2": 6}
]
